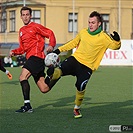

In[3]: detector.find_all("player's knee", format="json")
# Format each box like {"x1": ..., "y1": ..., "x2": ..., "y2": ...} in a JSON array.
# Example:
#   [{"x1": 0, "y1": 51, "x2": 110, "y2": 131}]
[
  {"x1": 19, "y1": 74, "x2": 26, "y2": 81},
  {"x1": 40, "y1": 86, "x2": 50, "y2": 93},
  {"x1": 75, "y1": 79, "x2": 88, "y2": 91}
]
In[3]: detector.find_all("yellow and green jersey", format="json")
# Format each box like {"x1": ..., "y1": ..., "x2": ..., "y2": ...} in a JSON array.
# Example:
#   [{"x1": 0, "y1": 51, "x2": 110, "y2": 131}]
[{"x1": 58, "y1": 28, "x2": 121, "y2": 71}]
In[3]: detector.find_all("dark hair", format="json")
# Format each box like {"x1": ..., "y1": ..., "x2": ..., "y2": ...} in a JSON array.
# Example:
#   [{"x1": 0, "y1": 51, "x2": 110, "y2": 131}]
[
  {"x1": 20, "y1": 6, "x2": 32, "y2": 15},
  {"x1": 89, "y1": 11, "x2": 103, "y2": 24}
]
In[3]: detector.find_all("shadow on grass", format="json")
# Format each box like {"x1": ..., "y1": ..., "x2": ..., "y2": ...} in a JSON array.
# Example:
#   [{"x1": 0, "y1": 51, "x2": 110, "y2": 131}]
[
  {"x1": 0, "y1": 80, "x2": 19, "y2": 85},
  {"x1": 35, "y1": 96, "x2": 92, "y2": 109},
  {"x1": 0, "y1": 98, "x2": 132, "y2": 133},
  {"x1": 36, "y1": 97, "x2": 133, "y2": 127},
  {"x1": 36, "y1": 96, "x2": 132, "y2": 112},
  {"x1": 35, "y1": 96, "x2": 132, "y2": 125}
]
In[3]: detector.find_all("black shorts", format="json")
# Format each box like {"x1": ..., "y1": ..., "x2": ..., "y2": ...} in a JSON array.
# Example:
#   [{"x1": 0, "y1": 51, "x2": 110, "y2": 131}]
[
  {"x1": 60, "y1": 56, "x2": 92, "y2": 76},
  {"x1": 60, "y1": 56, "x2": 92, "y2": 91},
  {"x1": 23, "y1": 56, "x2": 45, "y2": 83}
]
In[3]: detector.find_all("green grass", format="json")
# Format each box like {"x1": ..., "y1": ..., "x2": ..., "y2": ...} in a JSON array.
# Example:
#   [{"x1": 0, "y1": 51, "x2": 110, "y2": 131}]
[{"x1": 0, "y1": 66, "x2": 133, "y2": 133}]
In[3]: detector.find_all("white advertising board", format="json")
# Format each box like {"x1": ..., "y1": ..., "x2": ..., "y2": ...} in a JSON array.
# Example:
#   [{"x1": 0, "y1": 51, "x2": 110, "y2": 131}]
[{"x1": 100, "y1": 40, "x2": 133, "y2": 66}]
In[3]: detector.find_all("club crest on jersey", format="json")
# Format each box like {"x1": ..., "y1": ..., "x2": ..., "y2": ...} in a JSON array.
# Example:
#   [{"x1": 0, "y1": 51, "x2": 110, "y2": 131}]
[{"x1": 20, "y1": 32, "x2": 22, "y2": 37}]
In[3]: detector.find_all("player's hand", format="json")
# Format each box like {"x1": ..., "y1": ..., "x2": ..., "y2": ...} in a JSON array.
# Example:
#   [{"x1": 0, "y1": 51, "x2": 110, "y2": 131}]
[
  {"x1": 9, "y1": 51, "x2": 15, "y2": 57},
  {"x1": 110, "y1": 31, "x2": 120, "y2": 41},
  {"x1": 46, "y1": 46, "x2": 54, "y2": 53},
  {"x1": 53, "y1": 49, "x2": 60, "y2": 55}
]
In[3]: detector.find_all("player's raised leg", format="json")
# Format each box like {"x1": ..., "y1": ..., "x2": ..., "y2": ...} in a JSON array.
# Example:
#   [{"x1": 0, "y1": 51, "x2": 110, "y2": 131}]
[{"x1": 45, "y1": 67, "x2": 62, "y2": 89}]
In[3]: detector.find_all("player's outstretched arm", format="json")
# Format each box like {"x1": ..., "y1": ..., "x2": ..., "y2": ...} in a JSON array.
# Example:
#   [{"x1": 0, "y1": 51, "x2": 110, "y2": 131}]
[{"x1": 110, "y1": 31, "x2": 120, "y2": 41}]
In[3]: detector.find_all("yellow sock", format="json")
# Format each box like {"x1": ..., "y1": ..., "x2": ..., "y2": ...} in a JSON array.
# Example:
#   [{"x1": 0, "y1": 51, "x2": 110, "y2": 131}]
[
  {"x1": 52, "y1": 68, "x2": 62, "y2": 80},
  {"x1": 74, "y1": 89, "x2": 85, "y2": 107}
]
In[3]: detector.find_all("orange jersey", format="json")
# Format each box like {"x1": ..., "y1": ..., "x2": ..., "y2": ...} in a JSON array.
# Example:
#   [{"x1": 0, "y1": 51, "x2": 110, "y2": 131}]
[{"x1": 12, "y1": 22, "x2": 56, "y2": 59}]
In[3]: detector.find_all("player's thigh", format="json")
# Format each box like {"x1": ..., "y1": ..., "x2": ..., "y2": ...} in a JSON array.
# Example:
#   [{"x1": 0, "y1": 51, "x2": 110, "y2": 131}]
[
  {"x1": 60, "y1": 56, "x2": 77, "y2": 76},
  {"x1": 19, "y1": 68, "x2": 31, "y2": 81},
  {"x1": 23, "y1": 56, "x2": 45, "y2": 76}
]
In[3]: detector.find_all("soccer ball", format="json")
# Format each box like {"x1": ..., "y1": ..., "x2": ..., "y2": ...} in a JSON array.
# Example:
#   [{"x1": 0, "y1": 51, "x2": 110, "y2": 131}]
[{"x1": 45, "y1": 53, "x2": 60, "y2": 67}]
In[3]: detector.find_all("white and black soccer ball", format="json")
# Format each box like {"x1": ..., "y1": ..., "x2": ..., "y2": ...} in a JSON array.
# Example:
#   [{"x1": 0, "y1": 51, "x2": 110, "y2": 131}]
[{"x1": 45, "y1": 53, "x2": 60, "y2": 67}]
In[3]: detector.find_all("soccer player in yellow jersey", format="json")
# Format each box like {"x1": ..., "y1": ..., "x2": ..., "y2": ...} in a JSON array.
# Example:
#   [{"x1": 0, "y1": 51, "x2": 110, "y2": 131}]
[{"x1": 45, "y1": 11, "x2": 121, "y2": 118}]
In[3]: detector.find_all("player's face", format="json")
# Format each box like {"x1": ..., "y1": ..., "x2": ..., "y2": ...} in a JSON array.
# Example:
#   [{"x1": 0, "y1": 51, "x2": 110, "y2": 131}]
[
  {"x1": 88, "y1": 16, "x2": 101, "y2": 32},
  {"x1": 21, "y1": 10, "x2": 32, "y2": 25}
]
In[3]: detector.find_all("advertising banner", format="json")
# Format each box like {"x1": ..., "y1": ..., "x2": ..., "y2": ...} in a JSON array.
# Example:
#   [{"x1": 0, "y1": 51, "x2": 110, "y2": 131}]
[{"x1": 100, "y1": 40, "x2": 133, "y2": 66}]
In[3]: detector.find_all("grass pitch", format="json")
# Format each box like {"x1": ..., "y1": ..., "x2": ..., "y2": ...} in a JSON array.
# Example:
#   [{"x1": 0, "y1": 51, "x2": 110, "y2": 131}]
[{"x1": 0, "y1": 66, "x2": 132, "y2": 133}]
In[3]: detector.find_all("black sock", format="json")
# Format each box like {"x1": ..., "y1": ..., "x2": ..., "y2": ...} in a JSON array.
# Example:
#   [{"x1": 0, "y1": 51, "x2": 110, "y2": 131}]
[
  {"x1": 45, "y1": 76, "x2": 51, "y2": 86},
  {"x1": 45, "y1": 66, "x2": 55, "y2": 86},
  {"x1": 47, "y1": 66, "x2": 55, "y2": 76},
  {"x1": 0, "y1": 65, "x2": 6, "y2": 72},
  {"x1": 20, "y1": 80, "x2": 30, "y2": 101},
  {"x1": 48, "y1": 78, "x2": 60, "y2": 89}
]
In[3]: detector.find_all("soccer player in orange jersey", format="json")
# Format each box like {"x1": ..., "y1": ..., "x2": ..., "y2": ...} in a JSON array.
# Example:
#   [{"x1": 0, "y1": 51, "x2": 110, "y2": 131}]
[{"x1": 10, "y1": 6, "x2": 56, "y2": 113}]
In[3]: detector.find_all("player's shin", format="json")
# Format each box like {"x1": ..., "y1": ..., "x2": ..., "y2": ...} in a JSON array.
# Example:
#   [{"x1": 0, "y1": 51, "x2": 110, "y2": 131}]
[
  {"x1": 74, "y1": 89, "x2": 85, "y2": 108},
  {"x1": 74, "y1": 89, "x2": 85, "y2": 118},
  {"x1": 52, "y1": 68, "x2": 62, "y2": 80},
  {"x1": 45, "y1": 68, "x2": 62, "y2": 89},
  {"x1": 20, "y1": 80, "x2": 30, "y2": 105},
  {"x1": 48, "y1": 77, "x2": 60, "y2": 89}
]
